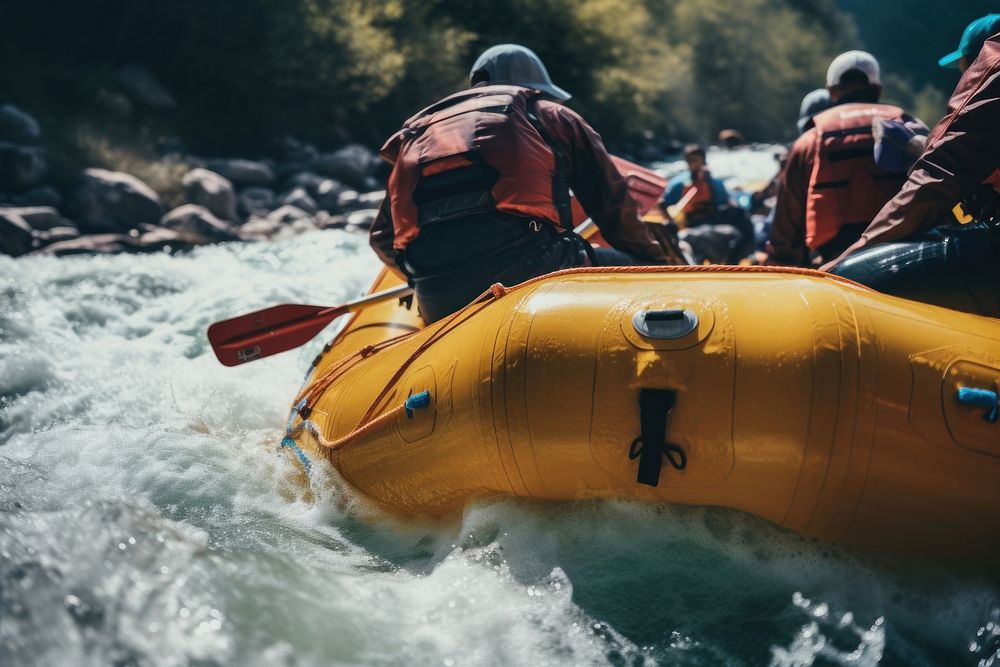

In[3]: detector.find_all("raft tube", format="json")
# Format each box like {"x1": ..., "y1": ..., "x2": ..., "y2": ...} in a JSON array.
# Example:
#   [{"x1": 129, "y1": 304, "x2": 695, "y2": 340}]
[
  {"x1": 288, "y1": 266, "x2": 1000, "y2": 559},
  {"x1": 831, "y1": 223, "x2": 1000, "y2": 317}
]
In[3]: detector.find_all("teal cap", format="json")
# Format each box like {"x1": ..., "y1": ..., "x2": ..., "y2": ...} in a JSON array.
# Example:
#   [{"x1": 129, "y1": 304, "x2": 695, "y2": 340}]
[{"x1": 939, "y1": 14, "x2": 1000, "y2": 67}]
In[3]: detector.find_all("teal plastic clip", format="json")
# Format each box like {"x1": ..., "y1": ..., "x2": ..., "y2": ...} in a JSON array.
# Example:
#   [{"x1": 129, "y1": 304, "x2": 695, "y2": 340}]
[{"x1": 405, "y1": 390, "x2": 431, "y2": 419}]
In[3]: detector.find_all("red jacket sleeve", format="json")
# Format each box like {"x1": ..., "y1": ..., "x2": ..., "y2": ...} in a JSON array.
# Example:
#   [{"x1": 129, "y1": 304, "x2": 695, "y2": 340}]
[
  {"x1": 534, "y1": 101, "x2": 669, "y2": 263},
  {"x1": 767, "y1": 130, "x2": 815, "y2": 267}
]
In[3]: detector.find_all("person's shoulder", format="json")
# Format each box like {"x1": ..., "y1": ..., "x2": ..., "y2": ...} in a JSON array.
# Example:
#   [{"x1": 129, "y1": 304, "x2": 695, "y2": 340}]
[
  {"x1": 534, "y1": 99, "x2": 589, "y2": 127},
  {"x1": 788, "y1": 129, "x2": 817, "y2": 158},
  {"x1": 793, "y1": 127, "x2": 817, "y2": 147}
]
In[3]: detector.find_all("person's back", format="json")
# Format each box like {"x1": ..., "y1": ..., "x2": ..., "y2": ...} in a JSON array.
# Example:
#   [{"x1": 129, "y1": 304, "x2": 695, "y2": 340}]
[
  {"x1": 767, "y1": 51, "x2": 925, "y2": 266},
  {"x1": 824, "y1": 16, "x2": 1000, "y2": 269},
  {"x1": 370, "y1": 44, "x2": 670, "y2": 322}
]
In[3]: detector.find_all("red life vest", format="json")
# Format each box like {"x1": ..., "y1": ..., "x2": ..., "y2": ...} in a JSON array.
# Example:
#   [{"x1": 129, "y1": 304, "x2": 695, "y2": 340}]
[
  {"x1": 805, "y1": 103, "x2": 906, "y2": 250},
  {"x1": 381, "y1": 85, "x2": 568, "y2": 252}
]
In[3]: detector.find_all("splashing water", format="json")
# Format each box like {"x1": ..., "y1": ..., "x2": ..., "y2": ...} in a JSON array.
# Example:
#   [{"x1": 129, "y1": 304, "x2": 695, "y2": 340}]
[{"x1": 2, "y1": 157, "x2": 998, "y2": 666}]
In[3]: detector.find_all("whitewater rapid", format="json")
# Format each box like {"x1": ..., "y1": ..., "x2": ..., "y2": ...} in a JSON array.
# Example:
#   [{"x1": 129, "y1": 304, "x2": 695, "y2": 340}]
[{"x1": 2, "y1": 149, "x2": 999, "y2": 666}]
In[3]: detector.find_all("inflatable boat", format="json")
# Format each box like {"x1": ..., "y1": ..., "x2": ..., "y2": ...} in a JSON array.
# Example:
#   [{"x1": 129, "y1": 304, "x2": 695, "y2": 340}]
[{"x1": 281, "y1": 264, "x2": 1000, "y2": 559}]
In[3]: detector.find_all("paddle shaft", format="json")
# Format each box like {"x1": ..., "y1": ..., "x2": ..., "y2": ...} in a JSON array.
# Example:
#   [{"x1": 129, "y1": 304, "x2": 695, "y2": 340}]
[
  {"x1": 667, "y1": 185, "x2": 700, "y2": 227},
  {"x1": 336, "y1": 283, "x2": 413, "y2": 317}
]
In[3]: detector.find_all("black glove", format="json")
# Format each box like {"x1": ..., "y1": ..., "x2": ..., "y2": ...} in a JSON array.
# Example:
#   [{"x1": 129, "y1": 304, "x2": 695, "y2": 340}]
[{"x1": 962, "y1": 183, "x2": 1000, "y2": 226}]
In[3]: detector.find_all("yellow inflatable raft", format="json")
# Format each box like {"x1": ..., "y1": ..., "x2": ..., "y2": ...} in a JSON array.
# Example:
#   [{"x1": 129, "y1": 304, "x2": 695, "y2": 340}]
[{"x1": 285, "y1": 266, "x2": 1000, "y2": 558}]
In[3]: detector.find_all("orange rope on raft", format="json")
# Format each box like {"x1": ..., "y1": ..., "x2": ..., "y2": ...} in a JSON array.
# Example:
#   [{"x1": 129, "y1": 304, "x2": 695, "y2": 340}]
[
  {"x1": 354, "y1": 283, "x2": 508, "y2": 426},
  {"x1": 290, "y1": 400, "x2": 408, "y2": 460},
  {"x1": 290, "y1": 264, "x2": 871, "y2": 454}
]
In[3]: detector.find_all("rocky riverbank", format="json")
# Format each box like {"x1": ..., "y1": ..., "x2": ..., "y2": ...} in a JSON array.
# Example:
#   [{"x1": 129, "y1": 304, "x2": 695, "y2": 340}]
[{"x1": 0, "y1": 77, "x2": 386, "y2": 259}]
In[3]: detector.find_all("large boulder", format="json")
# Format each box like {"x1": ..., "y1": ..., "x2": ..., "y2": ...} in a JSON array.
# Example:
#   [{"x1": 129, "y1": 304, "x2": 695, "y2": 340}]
[
  {"x1": 311, "y1": 143, "x2": 378, "y2": 189},
  {"x1": 237, "y1": 216, "x2": 281, "y2": 241},
  {"x1": 0, "y1": 210, "x2": 34, "y2": 257},
  {"x1": 0, "y1": 142, "x2": 46, "y2": 191},
  {"x1": 313, "y1": 178, "x2": 346, "y2": 212},
  {"x1": 11, "y1": 185, "x2": 61, "y2": 208},
  {"x1": 314, "y1": 213, "x2": 347, "y2": 230},
  {"x1": 135, "y1": 225, "x2": 201, "y2": 253},
  {"x1": 205, "y1": 159, "x2": 274, "y2": 188},
  {"x1": 237, "y1": 187, "x2": 275, "y2": 219},
  {"x1": 280, "y1": 171, "x2": 346, "y2": 212},
  {"x1": 159, "y1": 204, "x2": 240, "y2": 244},
  {"x1": 358, "y1": 189, "x2": 385, "y2": 207},
  {"x1": 0, "y1": 206, "x2": 73, "y2": 231},
  {"x1": 182, "y1": 168, "x2": 236, "y2": 221},
  {"x1": 335, "y1": 189, "x2": 360, "y2": 212},
  {"x1": 345, "y1": 208, "x2": 378, "y2": 229},
  {"x1": 72, "y1": 168, "x2": 163, "y2": 233},
  {"x1": 276, "y1": 135, "x2": 319, "y2": 165},
  {"x1": 29, "y1": 233, "x2": 136, "y2": 257},
  {"x1": 33, "y1": 226, "x2": 80, "y2": 248},
  {"x1": 0, "y1": 104, "x2": 41, "y2": 144},
  {"x1": 266, "y1": 205, "x2": 311, "y2": 225},
  {"x1": 283, "y1": 170, "x2": 325, "y2": 193},
  {"x1": 272, "y1": 216, "x2": 318, "y2": 240},
  {"x1": 278, "y1": 187, "x2": 318, "y2": 215},
  {"x1": 117, "y1": 64, "x2": 176, "y2": 109}
]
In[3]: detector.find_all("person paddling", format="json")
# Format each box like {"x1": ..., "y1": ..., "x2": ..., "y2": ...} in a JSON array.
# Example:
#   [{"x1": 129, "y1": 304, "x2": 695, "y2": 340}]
[
  {"x1": 824, "y1": 16, "x2": 1000, "y2": 269},
  {"x1": 656, "y1": 144, "x2": 730, "y2": 227},
  {"x1": 765, "y1": 51, "x2": 927, "y2": 266},
  {"x1": 369, "y1": 44, "x2": 671, "y2": 323}
]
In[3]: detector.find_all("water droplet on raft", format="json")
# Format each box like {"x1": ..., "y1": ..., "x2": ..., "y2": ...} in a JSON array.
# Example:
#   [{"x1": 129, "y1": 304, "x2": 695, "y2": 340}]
[{"x1": 118, "y1": 543, "x2": 126, "y2": 551}]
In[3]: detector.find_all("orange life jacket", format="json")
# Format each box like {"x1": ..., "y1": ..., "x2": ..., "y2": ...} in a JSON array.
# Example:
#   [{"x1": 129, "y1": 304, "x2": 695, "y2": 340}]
[
  {"x1": 805, "y1": 103, "x2": 906, "y2": 250},
  {"x1": 380, "y1": 85, "x2": 569, "y2": 252},
  {"x1": 680, "y1": 178, "x2": 714, "y2": 218}
]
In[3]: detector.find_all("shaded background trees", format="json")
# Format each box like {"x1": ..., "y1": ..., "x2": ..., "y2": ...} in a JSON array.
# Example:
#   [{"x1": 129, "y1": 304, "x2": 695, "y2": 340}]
[{"x1": 1, "y1": 0, "x2": 994, "y2": 168}]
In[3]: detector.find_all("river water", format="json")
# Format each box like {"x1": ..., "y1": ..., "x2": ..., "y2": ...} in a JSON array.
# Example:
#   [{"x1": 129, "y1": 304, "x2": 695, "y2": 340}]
[{"x1": 2, "y1": 149, "x2": 999, "y2": 666}]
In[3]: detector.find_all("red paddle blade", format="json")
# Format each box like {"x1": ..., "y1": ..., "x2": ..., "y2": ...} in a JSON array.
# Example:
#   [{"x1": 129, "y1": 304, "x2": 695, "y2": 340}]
[
  {"x1": 207, "y1": 303, "x2": 345, "y2": 366},
  {"x1": 610, "y1": 155, "x2": 667, "y2": 214}
]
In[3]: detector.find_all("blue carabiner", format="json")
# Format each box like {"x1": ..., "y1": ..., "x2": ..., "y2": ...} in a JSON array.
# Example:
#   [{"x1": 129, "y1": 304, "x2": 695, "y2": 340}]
[{"x1": 956, "y1": 387, "x2": 999, "y2": 423}]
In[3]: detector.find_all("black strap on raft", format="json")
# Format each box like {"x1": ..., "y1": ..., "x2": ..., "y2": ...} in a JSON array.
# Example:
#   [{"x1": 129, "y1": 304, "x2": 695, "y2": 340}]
[{"x1": 629, "y1": 389, "x2": 687, "y2": 486}]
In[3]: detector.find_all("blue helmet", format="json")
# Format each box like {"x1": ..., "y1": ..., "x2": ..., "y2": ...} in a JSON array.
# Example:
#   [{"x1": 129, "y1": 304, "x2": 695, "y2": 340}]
[{"x1": 470, "y1": 44, "x2": 571, "y2": 101}]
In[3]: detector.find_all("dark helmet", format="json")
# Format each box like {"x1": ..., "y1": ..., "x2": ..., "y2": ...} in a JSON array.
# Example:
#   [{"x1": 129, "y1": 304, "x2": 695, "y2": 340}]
[
  {"x1": 797, "y1": 88, "x2": 833, "y2": 134},
  {"x1": 469, "y1": 44, "x2": 571, "y2": 101}
]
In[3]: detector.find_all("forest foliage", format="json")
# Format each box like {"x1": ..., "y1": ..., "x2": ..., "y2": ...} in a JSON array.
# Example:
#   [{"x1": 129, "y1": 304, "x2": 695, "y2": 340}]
[{"x1": 0, "y1": 0, "x2": 992, "y2": 160}]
